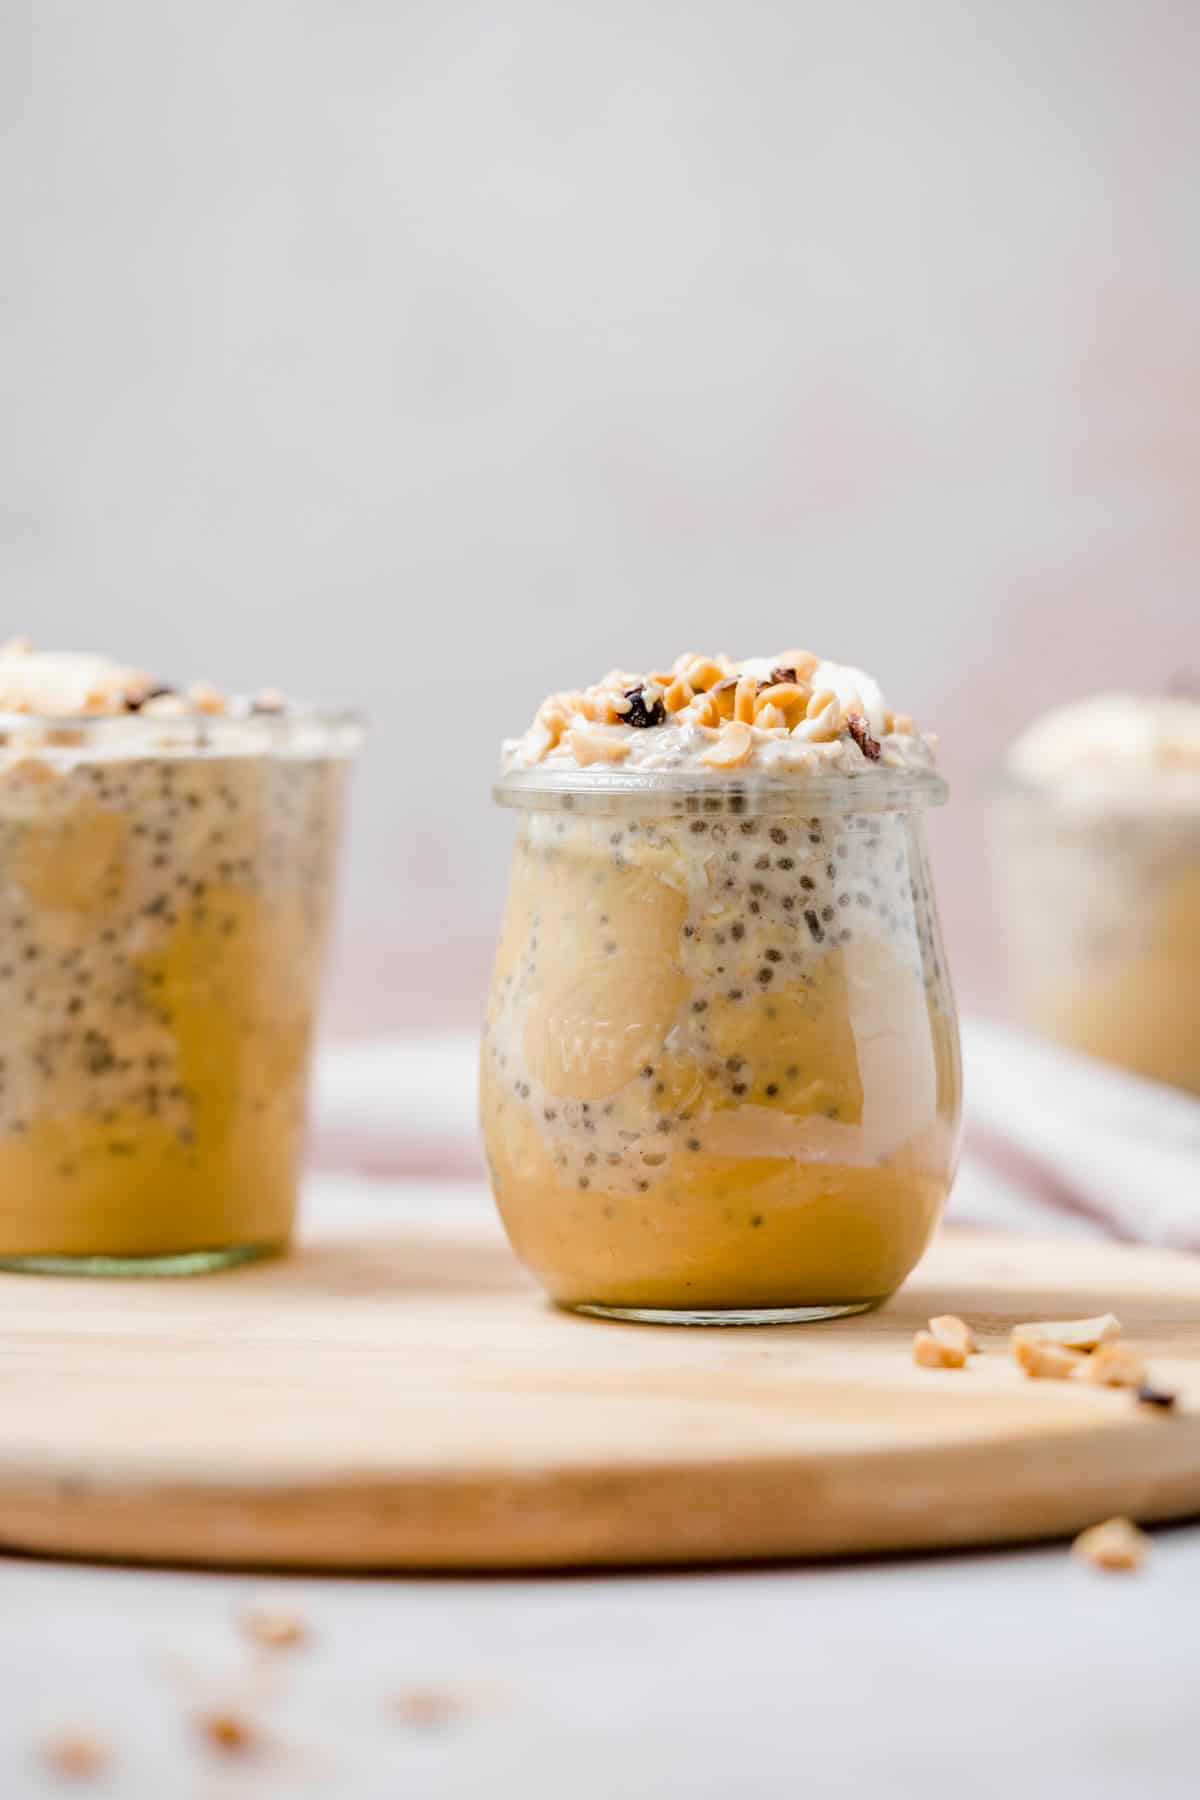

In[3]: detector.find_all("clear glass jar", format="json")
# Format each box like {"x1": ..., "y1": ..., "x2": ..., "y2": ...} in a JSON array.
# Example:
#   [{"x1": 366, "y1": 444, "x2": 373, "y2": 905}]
[
  {"x1": 0, "y1": 708, "x2": 363, "y2": 1273},
  {"x1": 482, "y1": 766, "x2": 961, "y2": 1324},
  {"x1": 991, "y1": 773, "x2": 1200, "y2": 1094}
]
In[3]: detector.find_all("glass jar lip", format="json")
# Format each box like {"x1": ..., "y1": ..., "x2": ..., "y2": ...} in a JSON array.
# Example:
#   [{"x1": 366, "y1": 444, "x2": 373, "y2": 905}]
[
  {"x1": 494, "y1": 764, "x2": 948, "y2": 818},
  {"x1": 0, "y1": 707, "x2": 366, "y2": 761}
]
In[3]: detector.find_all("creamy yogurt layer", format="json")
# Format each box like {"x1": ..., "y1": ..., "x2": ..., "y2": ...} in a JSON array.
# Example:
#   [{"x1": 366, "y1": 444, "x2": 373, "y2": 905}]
[{"x1": 503, "y1": 649, "x2": 937, "y2": 779}]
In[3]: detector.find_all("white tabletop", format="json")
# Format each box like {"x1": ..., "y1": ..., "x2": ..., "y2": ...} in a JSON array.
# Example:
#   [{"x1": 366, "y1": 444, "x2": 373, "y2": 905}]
[
  {"x1": 4, "y1": 1529, "x2": 1197, "y2": 1799},
  {"x1": 4, "y1": 1176, "x2": 1195, "y2": 1797}
]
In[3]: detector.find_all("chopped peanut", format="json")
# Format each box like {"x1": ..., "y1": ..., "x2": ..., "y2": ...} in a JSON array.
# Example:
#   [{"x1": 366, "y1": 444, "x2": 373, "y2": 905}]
[
  {"x1": 196, "y1": 1710, "x2": 256, "y2": 1754},
  {"x1": 774, "y1": 649, "x2": 820, "y2": 683},
  {"x1": 929, "y1": 1314, "x2": 977, "y2": 1355},
  {"x1": 1011, "y1": 1332, "x2": 1082, "y2": 1380},
  {"x1": 243, "y1": 1601, "x2": 309, "y2": 1649},
  {"x1": 683, "y1": 657, "x2": 728, "y2": 692},
  {"x1": 792, "y1": 689, "x2": 842, "y2": 743},
  {"x1": 1077, "y1": 1342, "x2": 1147, "y2": 1389},
  {"x1": 912, "y1": 1329, "x2": 967, "y2": 1369},
  {"x1": 186, "y1": 680, "x2": 228, "y2": 715},
  {"x1": 252, "y1": 686, "x2": 289, "y2": 712},
  {"x1": 700, "y1": 722, "x2": 754, "y2": 769},
  {"x1": 392, "y1": 1687, "x2": 469, "y2": 1728},
  {"x1": 141, "y1": 691, "x2": 189, "y2": 718},
  {"x1": 1014, "y1": 1313, "x2": 1122, "y2": 1352},
  {"x1": 704, "y1": 682, "x2": 732, "y2": 721},
  {"x1": 733, "y1": 675, "x2": 758, "y2": 725},
  {"x1": 40, "y1": 1730, "x2": 111, "y2": 1778},
  {"x1": 756, "y1": 681, "x2": 809, "y2": 713},
  {"x1": 526, "y1": 708, "x2": 565, "y2": 763},
  {"x1": 566, "y1": 726, "x2": 630, "y2": 766},
  {"x1": 1073, "y1": 1517, "x2": 1150, "y2": 1571}
]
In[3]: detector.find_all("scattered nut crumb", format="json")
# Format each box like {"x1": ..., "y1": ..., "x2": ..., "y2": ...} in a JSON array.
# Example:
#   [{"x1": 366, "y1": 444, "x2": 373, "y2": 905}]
[
  {"x1": 141, "y1": 692, "x2": 189, "y2": 718},
  {"x1": 1013, "y1": 1313, "x2": 1122, "y2": 1352},
  {"x1": 1077, "y1": 1342, "x2": 1147, "y2": 1389},
  {"x1": 1073, "y1": 1516, "x2": 1150, "y2": 1571},
  {"x1": 1011, "y1": 1332, "x2": 1082, "y2": 1380},
  {"x1": 1137, "y1": 1380, "x2": 1178, "y2": 1411},
  {"x1": 242, "y1": 1602, "x2": 308, "y2": 1650},
  {"x1": 196, "y1": 1709, "x2": 256, "y2": 1754},
  {"x1": 566, "y1": 725, "x2": 630, "y2": 766},
  {"x1": 912, "y1": 1329, "x2": 967, "y2": 1369},
  {"x1": 928, "y1": 1314, "x2": 977, "y2": 1355},
  {"x1": 40, "y1": 1730, "x2": 111, "y2": 1778},
  {"x1": 391, "y1": 1687, "x2": 469, "y2": 1729}
]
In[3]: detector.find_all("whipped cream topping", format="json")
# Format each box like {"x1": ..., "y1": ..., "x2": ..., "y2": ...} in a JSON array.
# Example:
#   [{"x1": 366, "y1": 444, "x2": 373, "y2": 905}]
[
  {"x1": 0, "y1": 644, "x2": 160, "y2": 716},
  {"x1": 1007, "y1": 695, "x2": 1200, "y2": 809},
  {"x1": 503, "y1": 649, "x2": 935, "y2": 779},
  {"x1": 0, "y1": 638, "x2": 266, "y2": 719}
]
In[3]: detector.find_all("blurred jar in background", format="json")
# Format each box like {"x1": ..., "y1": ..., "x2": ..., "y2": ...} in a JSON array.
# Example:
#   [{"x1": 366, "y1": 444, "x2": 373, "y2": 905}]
[{"x1": 992, "y1": 696, "x2": 1200, "y2": 1095}]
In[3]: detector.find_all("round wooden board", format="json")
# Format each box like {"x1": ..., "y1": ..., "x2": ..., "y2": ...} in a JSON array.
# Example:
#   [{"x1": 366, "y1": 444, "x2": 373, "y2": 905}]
[{"x1": 1, "y1": 1215, "x2": 1198, "y2": 1570}]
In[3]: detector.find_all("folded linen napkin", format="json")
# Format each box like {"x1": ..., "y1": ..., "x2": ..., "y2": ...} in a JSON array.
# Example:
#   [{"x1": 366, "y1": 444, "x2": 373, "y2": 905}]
[{"x1": 310, "y1": 1018, "x2": 1200, "y2": 1249}]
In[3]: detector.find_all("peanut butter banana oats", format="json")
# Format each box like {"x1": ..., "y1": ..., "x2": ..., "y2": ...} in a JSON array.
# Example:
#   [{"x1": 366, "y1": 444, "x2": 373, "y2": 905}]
[
  {"x1": 995, "y1": 692, "x2": 1200, "y2": 1093},
  {"x1": 484, "y1": 647, "x2": 959, "y2": 1324},
  {"x1": 0, "y1": 642, "x2": 360, "y2": 1270}
]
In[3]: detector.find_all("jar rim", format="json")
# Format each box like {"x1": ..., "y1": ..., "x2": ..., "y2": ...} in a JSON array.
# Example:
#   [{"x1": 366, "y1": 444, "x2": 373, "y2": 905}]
[{"x1": 494, "y1": 764, "x2": 949, "y2": 817}]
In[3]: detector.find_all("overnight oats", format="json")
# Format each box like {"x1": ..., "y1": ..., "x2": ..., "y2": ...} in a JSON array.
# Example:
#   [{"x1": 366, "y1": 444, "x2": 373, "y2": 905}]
[
  {"x1": 481, "y1": 650, "x2": 961, "y2": 1323},
  {"x1": 0, "y1": 641, "x2": 360, "y2": 1273},
  {"x1": 994, "y1": 694, "x2": 1200, "y2": 1094}
]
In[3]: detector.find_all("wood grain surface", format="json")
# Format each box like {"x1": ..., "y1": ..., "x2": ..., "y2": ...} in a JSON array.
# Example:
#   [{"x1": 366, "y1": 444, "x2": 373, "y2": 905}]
[{"x1": 1, "y1": 1218, "x2": 1197, "y2": 1570}]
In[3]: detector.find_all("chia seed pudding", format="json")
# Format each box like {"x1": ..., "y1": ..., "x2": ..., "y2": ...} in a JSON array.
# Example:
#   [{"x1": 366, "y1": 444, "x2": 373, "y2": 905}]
[
  {"x1": 994, "y1": 693, "x2": 1200, "y2": 1094},
  {"x1": 0, "y1": 642, "x2": 361, "y2": 1271},
  {"x1": 482, "y1": 648, "x2": 960, "y2": 1323}
]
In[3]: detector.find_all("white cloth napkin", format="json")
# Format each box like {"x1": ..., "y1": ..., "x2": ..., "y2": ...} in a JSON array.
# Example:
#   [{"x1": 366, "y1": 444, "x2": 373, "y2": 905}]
[
  {"x1": 956, "y1": 1017, "x2": 1200, "y2": 1247},
  {"x1": 310, "y1": 1018, "x2": 1200, "y2": 1249}
]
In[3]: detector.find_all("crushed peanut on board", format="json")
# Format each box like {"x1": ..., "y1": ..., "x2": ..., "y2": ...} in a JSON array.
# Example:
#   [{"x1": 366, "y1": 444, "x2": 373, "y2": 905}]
[{"x1": 1072, "y1": 1517, "x2": 1151, "y2": 1572}]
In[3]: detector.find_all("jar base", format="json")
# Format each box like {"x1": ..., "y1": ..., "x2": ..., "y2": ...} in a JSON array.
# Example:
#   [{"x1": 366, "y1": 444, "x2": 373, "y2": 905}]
[
  {"x1": 0, "y1": 1242, "x2": 284, "y2": 1278},
  {"x1": 565, "y1": 1298, "x2": 880, "y2": 1327}
]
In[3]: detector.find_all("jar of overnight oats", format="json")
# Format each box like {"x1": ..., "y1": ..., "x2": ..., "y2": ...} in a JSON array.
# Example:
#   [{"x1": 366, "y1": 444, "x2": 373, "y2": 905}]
[
  {"x1": 481, "y1": 650, "x2": 961, "y2": 1324},
  {"x1": 0, "y1": 642, "x2": 361, "y2": 1273},
  {"x1": 994, "y1": 694, "x2": 1200, "y2": 1095}
]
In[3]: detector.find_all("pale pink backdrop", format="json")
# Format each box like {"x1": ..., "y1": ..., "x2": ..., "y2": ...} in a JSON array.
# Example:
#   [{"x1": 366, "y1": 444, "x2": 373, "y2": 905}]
[{"x1": 5, "y1": 0, "x2": 1198, "y2": 1035}]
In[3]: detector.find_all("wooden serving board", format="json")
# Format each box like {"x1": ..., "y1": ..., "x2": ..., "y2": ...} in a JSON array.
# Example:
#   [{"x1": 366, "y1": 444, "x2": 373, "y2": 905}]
[{"x1": 1, "y1": 1215, "x2": 1198, "y2": 1570}]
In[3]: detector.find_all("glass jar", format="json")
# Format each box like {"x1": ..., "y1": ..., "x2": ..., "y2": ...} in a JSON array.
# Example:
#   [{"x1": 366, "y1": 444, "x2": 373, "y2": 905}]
[
  {"x1": 991, "y1": 773, "x2": 1200, "y2": 1094},
  {"x1": 0, "y1": 708, "x2": 363, "y2": 1273},
  {"x1": 482, "y1": 766, "x2": 961, "y2": 1324}
]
